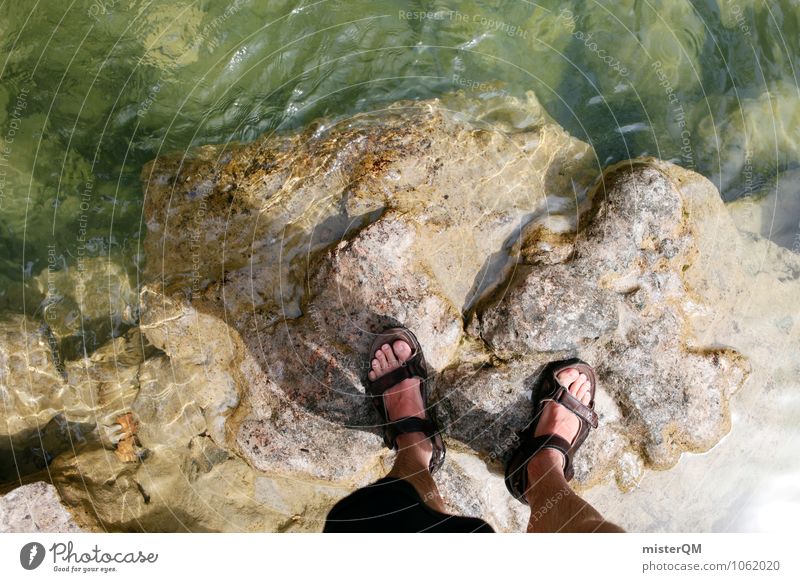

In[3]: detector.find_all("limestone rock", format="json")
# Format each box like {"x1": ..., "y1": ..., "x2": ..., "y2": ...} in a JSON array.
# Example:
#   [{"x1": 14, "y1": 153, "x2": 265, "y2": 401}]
[
  {"x1": 0, "y1": 481, "x2": 82, "y2": 533},
  {"x1": 6, "y1": 96, "x2": 795, "y2": 533},
  {"x1": 34, "y1": 256, "x2": 137, "y2": 357},
  {"x1": 0, "y1": 315, "x2": 69, "y2": 437},
  {"x1": 49, "y1": 434, "x2": 353, "y2": 532},
  {"x1": 132, "y1": 101, "x2": 753, "y2": 524},
  {"x1": 142, "y1": 94, "x2": 598, "y2": 327},
  {"x1": 0, "y1": 315, "x2": 95, "y2": 486},
  {"x1": 140, "y1": 96, "x2": 600, "y2": 489},
  {"x1": 438, "y1": 448, "x2": 528, "y2": 532},
  {"x1": 137, "y1": 288, "x2": 242, "y2": 444},
  {"x1": 478, "y1": 162, "x2": 749, "y2": 481},
  {"x1": 580, "y1": 166, "x2": 800, "y2": 531}
]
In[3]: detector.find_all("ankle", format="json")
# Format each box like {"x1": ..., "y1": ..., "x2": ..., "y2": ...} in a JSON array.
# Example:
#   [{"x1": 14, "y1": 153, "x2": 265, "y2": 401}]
[
  {"x1": 526, "y1": 448, "x2": 565, "y2": 480},
  {"x1": 395, "y1": 431, "x2": 433, "y2": 466},
  {"x1": 389, "y1": 435, "x2": 434, "y2": 484}
]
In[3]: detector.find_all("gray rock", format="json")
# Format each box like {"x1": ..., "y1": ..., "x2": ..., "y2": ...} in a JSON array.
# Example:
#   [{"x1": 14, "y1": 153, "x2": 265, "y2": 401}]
[
  {"x1": 0, "y1": 482, "x2": 82, "y2": 533},
  {"x1": 478, "y1": 164, "x2": 749, "y2": 481}
]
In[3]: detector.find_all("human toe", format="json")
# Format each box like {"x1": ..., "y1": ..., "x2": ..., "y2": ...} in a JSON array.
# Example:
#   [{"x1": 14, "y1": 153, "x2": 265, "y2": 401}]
[
  {"x1": 556, "y1": 368, "x2": 579, "y2": 387},
  {"x1": 580, "y1": 380, "x2": 592, "y2": 405},
  {"x1": 392, "y1": 339, "x2": 412, "y2": 363},
  {"x1": 381, "y1": 343, "x2": 398, "y2": 366},
  {"x1": 375, "y1": 348, "x2": 388, "y2": 369}
]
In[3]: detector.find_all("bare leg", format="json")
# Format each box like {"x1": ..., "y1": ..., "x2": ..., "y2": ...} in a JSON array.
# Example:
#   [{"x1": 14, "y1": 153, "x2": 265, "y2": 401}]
[
  {"x1": 523, "y1": 368, "x2": 624, "y2": 533},
  {"x1": 369, "y1": 340, "x2": 446, "y2": 513},
  {"x1": 525, "y1": 449, "x2": 623, "y2": 532},
  {"x1": 386, "y1": 432, "x2": 446, "y2": 512}
]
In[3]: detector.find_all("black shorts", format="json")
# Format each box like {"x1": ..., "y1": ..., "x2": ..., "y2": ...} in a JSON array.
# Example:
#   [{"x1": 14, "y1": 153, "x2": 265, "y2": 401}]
[{"x1": 323, "y1": 477, "x2": 495, "y2": 533}]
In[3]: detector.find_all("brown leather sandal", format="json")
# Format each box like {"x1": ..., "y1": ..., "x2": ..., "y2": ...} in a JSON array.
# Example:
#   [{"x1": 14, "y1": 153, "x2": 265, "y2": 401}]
[
  {"x1": 365, "y1": 327, "x2": 446, "y2": 474},
  {"x1": 504, "y1": 358, "x2": 599, "y2": 504}
]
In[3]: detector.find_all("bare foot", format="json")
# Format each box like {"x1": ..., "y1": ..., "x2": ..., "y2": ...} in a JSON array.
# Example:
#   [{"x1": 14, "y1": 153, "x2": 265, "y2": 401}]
[
  {"x1": 527, "y1": 368, "x2": 592, "y2": 478},
  {"x1": 367, "y1": 340, "x2": 432, "y2": 464}
]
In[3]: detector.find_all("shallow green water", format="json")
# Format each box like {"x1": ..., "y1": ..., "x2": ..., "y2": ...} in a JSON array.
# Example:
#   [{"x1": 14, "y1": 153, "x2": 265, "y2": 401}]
[{"x1": 1, "y1": 0, "x2": 798, "y2": 347}]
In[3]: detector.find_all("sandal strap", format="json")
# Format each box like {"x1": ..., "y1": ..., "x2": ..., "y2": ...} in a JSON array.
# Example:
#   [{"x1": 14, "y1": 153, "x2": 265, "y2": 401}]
[
  {"x1": 385, "y1": 415, "x2": 446, "y2": 474},
  {"x1": 505, "y1": 358, "x2": 601, "y2": 504},
  {"x1": 367, "y1": 350, "x2": 426, "y2": 395},
  {"x1": 508, "y1": 434, "x2": 573, "y2": 503},
  {"x1": 385, "y1": 416, "x2": 439, "y2": 448},
  {"x1": 517, "y1": 434, "x2": 571, "y2": 471},
  {"x1": 550, "y1": 387, "x2": 599, "y2": 428},
  {"x1": 363, "y1": 326, "x2": 446, "y2": 474}
]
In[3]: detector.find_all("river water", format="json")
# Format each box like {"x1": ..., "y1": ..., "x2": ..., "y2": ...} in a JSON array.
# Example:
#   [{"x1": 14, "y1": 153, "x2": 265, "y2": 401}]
[{"x1": 1, "y1": 1, "x2": 799, "y2": 530}]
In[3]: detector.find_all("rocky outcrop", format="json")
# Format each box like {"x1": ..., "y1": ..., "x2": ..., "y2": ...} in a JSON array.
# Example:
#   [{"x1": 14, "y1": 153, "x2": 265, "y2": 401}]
[
  {"x1": 474, "y1": 163, "x2": 749, "y2": 485},
  {"x1": 579, "y1": 167, "x2": 800, "y2": 531},
  {"x1": 4, "y1": 95, "x2": 796, "y2": 532}
]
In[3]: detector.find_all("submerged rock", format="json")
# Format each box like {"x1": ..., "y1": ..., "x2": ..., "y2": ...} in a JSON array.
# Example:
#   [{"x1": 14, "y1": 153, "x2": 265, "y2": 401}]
[
  {"x1": 33, "y1": 256, "x2": 138, "y2": 360},
  {"x1": 727, "y1": 168, "x2": 800, "y2": 253},
  {"x1": 693, "y1": 81, "x2": 800, "y2": 196},
  {"x1": 0, "y1": 315, "x2": 70, "y2": 438},
  {"x1": 4, "y1": 96, "x2": 796, "y2": 531}
]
